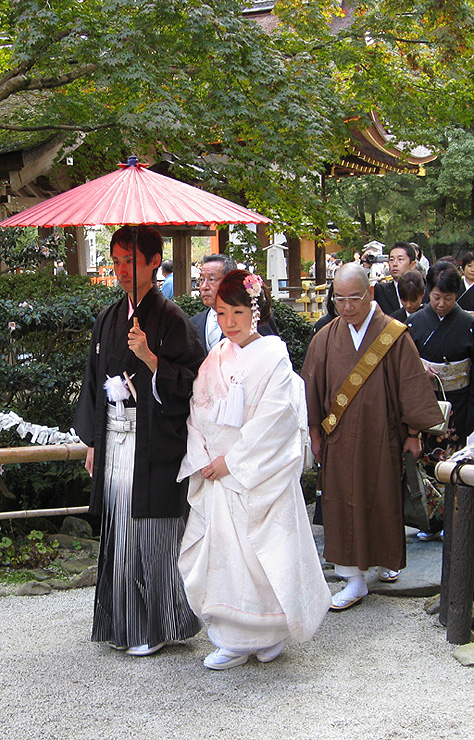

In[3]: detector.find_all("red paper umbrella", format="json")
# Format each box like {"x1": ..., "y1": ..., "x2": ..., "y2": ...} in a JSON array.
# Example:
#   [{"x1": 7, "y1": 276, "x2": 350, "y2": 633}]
[
  {"x1": 0, "y1": 156, "x2": 271, "y2": 309},
  {"x1": 0, "y1": 156, "x2": 271, "y2": 228}
]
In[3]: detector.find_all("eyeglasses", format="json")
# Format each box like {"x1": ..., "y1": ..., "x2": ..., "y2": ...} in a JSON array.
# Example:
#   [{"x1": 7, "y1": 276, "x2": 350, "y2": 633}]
[
  {"x1": 333, "y1": 289, "x2": 369, "y2": 306},
  {"x1": 196, "y1": 276, "x2": 221, "y2": 287}
]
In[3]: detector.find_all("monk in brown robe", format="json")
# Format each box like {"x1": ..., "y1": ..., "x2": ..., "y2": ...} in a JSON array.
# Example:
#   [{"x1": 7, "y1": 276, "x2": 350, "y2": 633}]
[{"x1": 302, "y1": 264, "x2": 443, "y2": 611}]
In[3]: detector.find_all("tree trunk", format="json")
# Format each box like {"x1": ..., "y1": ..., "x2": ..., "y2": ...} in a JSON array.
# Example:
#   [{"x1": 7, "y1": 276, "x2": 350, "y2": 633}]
[
  {"x1": 286, "y1": 234, "x2": 301, "y2": 298},
  {"x1": 357, "y1": 204, "x2": 368, "y2": 237}
]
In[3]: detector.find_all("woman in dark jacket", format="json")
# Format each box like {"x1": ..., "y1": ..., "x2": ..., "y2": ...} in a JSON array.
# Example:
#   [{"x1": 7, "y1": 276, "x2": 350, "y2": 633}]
[{"x1": 408, "y1": 261, "x2": 474, "y2": 539}]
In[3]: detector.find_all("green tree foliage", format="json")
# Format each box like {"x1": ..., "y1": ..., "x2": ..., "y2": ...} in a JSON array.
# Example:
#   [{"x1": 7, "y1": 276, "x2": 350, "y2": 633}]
[
  {"x1": 1, "y1": 1, "x2": 474, "y2": 235},
  {"x1": 326, "y1": 125, "x2": 474, "y2": 258},
  {"x1": 0, "y1": 0, "x2": 342, "y2": 233},
  {"x1": 293, "y1": 0, "x2": 474, "y2": 146}
]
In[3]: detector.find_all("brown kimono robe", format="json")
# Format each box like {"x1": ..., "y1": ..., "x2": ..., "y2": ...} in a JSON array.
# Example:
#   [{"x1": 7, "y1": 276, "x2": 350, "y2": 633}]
[{"x1": 302, "y1": 306, "x2": 443, "y2": 572}]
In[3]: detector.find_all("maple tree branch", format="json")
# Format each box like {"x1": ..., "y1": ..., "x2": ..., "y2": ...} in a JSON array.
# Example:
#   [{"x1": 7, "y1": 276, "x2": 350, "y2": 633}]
[{"x1": 0, "y1": 63, "x2": 98, "y2": 102}]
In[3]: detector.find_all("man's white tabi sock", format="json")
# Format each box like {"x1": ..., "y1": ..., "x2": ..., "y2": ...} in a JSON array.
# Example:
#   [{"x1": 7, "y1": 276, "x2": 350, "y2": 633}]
[{"x1": 338, "y1": 575, "x2": 369, "y2": 600}]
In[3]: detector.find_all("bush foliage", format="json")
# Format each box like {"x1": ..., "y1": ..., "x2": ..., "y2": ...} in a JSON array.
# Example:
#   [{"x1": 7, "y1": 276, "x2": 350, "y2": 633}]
[
  {"x1": 0, "y1": 272, "x2": 120, "y2": 428},
  {"x1": 0, "y1": 273, "x2": 120, "y2": 513},
  {"x1": 271, "y1": 300, "x2": 313, "y2": 374}
]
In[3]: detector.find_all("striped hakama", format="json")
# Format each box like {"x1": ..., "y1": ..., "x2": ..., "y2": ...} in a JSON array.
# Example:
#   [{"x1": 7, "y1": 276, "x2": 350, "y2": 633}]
[{"x1": 92, "y1": 406, "x2": 200, "y2": 648}]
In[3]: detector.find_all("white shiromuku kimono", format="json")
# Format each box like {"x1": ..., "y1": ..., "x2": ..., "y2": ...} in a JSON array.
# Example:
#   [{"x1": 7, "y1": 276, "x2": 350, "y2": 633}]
[{"x1": 178, "y1": 335, "x2": 331, "y2": 653}]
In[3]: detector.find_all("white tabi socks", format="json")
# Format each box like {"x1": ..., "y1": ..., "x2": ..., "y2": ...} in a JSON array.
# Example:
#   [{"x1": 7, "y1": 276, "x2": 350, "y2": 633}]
[{"x1": 330, "y1": 566, "x2": 369, "y2": 611}]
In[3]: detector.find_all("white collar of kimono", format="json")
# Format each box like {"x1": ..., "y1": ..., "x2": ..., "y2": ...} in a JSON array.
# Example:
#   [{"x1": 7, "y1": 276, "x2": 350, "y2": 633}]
[
  {"x1": 348, "y1": 301, "x2": 377, "y2": 351},
  {"x1": 394, "y1": 280, "x2": 402, "y2": 307},
  {"x1": 127, "y1": 295, "x2": 143, "y2": 320}
]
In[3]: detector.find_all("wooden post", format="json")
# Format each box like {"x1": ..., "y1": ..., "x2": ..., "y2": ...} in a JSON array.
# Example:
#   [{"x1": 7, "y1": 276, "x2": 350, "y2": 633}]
[
  {"x1": 286, "y1": 234, "x2": 301, "y2": 298},
  {"x1": 315, "y1": 241, "x2": 326, "y2": 286},
  {"x1": 256, "y1": 223, "x2": 269, "y2": 250},
  {"x1": 63, "y1": 227, "x2": 87, "y2": 276},
  {"x1": 74, "y1": 227, "x2": 88, "y2": 275},
  {"x1": 439, "y1": 482, "x2": 455, "y2": 627},
  {"x1": 218, "y1": 227, "x2": 229, "y2": 255},
  {"x1": 316, "y1": 174, "x2": 328, "y2": 286},
  {"x1": 172, "y1": 230, "x2": 191, "y2": 297},
  {"x1": 446, "y1": 483, "x2": 474, "y2": 644}
]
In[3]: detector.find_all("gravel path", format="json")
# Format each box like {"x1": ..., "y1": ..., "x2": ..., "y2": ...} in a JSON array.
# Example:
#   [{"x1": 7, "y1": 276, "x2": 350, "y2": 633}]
[{"x1": 1, "y1": 585, "x2": 472, "y2": 740}]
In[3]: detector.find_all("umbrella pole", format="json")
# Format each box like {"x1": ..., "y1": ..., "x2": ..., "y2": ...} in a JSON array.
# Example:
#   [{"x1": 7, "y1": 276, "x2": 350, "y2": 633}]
[{"x1": 132, "y1": 227, "x2": 138, "y2": 327}]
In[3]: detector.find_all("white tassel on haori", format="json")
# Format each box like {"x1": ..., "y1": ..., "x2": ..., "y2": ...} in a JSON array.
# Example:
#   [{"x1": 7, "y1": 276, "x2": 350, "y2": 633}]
[
  {"x1": 104, "y1": 375, "x2": 131, "y2": 402},
  {"x1": 104, "y1": 374, "x2": 133, "y2": 418}
]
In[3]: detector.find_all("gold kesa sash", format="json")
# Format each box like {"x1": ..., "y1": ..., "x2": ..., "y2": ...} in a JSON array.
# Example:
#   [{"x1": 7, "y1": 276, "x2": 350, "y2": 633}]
[{"x1": 322, "y1": 319, "x2": 407, "y2": 435}]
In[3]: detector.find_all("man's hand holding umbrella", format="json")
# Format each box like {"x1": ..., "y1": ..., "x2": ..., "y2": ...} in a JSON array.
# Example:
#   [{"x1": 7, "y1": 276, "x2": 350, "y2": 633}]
[{"x1": 128, "y1": 321, "x2": 157, "y2": 375}]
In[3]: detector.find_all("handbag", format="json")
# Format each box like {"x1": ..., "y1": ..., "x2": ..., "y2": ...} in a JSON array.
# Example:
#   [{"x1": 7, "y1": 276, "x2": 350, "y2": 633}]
[
  {"x1": 402, "y1": 450, "x2": 430, "y2": 531},
  {"x1": 424, "y1": 373, "x2": 452, "y2": 436}
]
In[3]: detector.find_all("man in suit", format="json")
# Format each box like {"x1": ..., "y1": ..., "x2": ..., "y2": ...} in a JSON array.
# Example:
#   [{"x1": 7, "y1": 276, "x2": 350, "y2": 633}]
[
  {"x1": 191, "y1": 255, "x2": 237, "y2": 355},
  {"x1": 191, "y1": 254, "x2": 279, "y2": 356},
  {"x1": 374, "y1": 242, "x2": 417, "y2": 315}
]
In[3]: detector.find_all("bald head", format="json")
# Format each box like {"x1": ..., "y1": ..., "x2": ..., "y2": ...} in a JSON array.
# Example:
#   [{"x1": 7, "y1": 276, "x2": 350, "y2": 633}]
[
  {"x1": 333, "y1": 263, "x2": 372, "y2": 330},
  {"x1": 334, "y1": 263, "x2": 369, "y2": 292}
]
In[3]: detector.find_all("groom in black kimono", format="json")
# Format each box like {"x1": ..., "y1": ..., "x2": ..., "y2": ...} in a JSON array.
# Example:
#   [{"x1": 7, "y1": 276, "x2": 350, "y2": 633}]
[{"x1": 74, "y1": 224, "x2": 204, "y2": 655}]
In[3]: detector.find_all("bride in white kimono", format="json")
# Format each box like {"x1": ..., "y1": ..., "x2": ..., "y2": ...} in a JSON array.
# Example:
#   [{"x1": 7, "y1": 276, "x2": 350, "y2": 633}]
[{"x1": 178, "y1": 269, "x2": 331, "y2": 670}]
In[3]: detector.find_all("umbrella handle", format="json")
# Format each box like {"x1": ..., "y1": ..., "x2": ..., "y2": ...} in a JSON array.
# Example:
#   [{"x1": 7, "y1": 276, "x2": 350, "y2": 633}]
[{"x1": 133, "y1": 317, "x2": 139, "y2": 328}]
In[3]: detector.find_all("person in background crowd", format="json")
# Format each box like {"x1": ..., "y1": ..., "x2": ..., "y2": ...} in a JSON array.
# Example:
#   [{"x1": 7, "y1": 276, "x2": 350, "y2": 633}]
[
  {"x1": 413, "y1": 244, "x2": 430, "y2": 277},
  {"x1": 191, "y1": 261, "x2": 200, "y2": 290},
  {"x1": 179, "y1": 269, "x2": 331, "y2": 669},
  {"x1": 407, "y1": 260, "x2": 474, "y2": 540},
  {"x1": 440, "y1": 255, "x2": 459, "y2": 267},
  {"x1": 302, "y1": 264, "x2": 442, "y2": 610},
  {"x1": 360, "y1": 252, "x2": 375, "y2": 272},
  {"x1": 361, "y1": 251, "x2": 385, "y2": 284},
  {"x1": 326, "y1": 254, "x2": 337, "y2": 281},
  {"x1": 160, "y1": 260, "x2": 174, "y2": 299},
  {"x1": 374, "y1": 242, "x2": 418, "y2": 315},
  {"x1": 391, "y1": 270, "x2": 426, "y2": 322},
  {"x1": 74, "y1": 225, "x2": 204, "y2": 656},
  {"x1": 457, "y1": 251, "x2": 474, "y2": 312}
]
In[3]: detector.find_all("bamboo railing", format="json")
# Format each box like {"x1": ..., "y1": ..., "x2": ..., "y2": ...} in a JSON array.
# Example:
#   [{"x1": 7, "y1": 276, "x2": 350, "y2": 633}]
[{"x1": 0, "y1": 443, "x2": 89, "y2": 521}]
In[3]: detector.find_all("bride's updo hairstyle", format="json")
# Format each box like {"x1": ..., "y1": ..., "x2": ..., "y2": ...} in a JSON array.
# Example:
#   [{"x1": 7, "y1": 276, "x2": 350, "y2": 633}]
[{"x1": 217, "y1": 269, "x2": 272, "y2": 325}]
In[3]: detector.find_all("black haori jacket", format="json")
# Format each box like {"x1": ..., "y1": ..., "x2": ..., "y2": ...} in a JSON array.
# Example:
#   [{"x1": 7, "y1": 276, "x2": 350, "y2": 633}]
[{"x1": 73, "y1": 286, "x2": 204, "y2": 518}]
